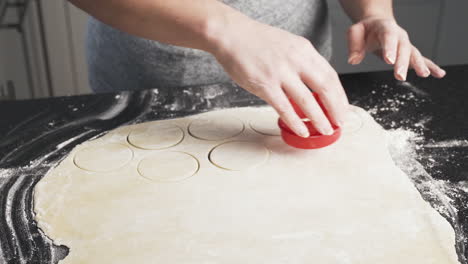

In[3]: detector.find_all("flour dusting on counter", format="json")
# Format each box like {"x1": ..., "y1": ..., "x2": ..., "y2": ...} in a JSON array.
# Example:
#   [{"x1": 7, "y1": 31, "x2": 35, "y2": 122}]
[
  {"x1": 363, "y1": 80, "x2": 468, "y2": 263},
  {"x1": 425, "y1": 140, "x2": 468, "y2": 148}
]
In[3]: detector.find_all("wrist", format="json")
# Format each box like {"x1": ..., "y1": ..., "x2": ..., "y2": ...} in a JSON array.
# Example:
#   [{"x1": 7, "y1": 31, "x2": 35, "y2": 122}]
[
  {"x1": 358, "y1": 5, "x2": 395, "y2": 22},
  {"x1": 360, "y1": 12, "x2": 395, "y2": 22},
  {"x1": 199, "y1": 6, "x2": 252, "y2": 57},
  {"x1": 340, "y1": 0, "x2": 395, "y2": 23}
]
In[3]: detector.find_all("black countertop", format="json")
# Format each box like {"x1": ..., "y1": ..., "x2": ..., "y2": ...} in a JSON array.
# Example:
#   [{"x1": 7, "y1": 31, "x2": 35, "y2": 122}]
[{"x1": 0, "y1": 65, "x2": 467, "y2": 263}]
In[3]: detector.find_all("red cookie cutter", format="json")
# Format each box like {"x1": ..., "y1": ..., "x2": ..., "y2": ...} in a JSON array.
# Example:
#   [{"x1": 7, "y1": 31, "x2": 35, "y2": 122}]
[{"x1": 278, "y1": 93, "x2": 341, "y2": 149}]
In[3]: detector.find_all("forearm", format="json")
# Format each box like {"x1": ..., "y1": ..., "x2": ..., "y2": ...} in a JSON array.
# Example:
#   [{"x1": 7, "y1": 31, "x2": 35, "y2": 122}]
[
  {"x1": 68, "y1": 0, "x2": 247, "y2": 53},
  {"x1": 339, "y1": 0, "x2": 394, "y2": 22}
]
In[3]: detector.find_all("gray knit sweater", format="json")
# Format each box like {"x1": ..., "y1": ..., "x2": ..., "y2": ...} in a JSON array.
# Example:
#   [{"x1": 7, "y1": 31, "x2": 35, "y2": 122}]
[{"x1": 86, "y1": 0, "x2": 331, "y2": 92}]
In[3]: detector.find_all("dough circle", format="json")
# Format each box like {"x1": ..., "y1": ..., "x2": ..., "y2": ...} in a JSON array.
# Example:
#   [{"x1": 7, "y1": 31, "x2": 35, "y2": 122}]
[
  {"x1": 189, "y1": 115, "x2": 244, "y2": 141},
  {"x1": 249, "y1": 110, "x2": 281, "y2": 136},
  {"x1": 128, "y1": 123, "x2": 184, "y2": 150},
  {"x1": 73, "y1": 143, "x2": 133, "y2": 172},
  {"x1": 209, "y1": 141, "x2": 269, "y2": 171},
  {"x1": 137, "y1": 151, "x2": 199, "y2": 182},
  {"x1": 342, "y1": 107, "x2": 364, "y2": 134}
]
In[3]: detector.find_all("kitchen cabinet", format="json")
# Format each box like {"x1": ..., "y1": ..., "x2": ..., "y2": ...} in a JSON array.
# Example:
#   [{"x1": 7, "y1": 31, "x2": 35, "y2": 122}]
[{"x1": 0, "y1": 0, "x2": 90, "y2": 100}]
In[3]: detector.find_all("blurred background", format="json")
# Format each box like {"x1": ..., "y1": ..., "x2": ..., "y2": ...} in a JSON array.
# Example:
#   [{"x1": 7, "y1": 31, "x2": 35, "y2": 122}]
[{"x1": 0, "y1": 0, "x2": 467, "y2": 100}]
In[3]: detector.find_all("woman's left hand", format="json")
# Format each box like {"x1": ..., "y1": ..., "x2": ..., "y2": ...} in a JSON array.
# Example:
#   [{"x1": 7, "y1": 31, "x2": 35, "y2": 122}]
[{"x1": 347, "y1": 16, "x2": 446, "y2": 81}]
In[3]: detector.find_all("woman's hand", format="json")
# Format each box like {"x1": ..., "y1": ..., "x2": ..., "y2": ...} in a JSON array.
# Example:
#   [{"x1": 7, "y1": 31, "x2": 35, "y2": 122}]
[
  {"x1": 210, "y1": 19, "x2": 349, "y2": 138},
  {"x1": 347, "y1": 16, "x2": 446, "y2": 81}
]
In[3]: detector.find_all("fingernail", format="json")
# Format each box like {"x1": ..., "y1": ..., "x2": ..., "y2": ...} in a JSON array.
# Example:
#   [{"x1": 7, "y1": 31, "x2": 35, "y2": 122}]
[
  {"x1": 348, "y1": 53, "x2": 359, "y2": 65},
  {"x1": 396, "y1": 67, "x2": 407, "y2": 81},
  {"x1": 336, "y1": 119, "x2": 345, "y2": 128},
  {"x1": 440, "y1": 69, "x2": 446, "y2": 76},
  {"x1": 320, "y1": 126, "x2": 334, "y2": 136},
  {"x1": 298, "y1": 126, "x2": 310, "y2": 138},
  {"x1": 386, "y1": 53, "x2": 395, "y2": 64},
  {"x1": 424, "y1": 68, "x2": 430, "y2": 77}
]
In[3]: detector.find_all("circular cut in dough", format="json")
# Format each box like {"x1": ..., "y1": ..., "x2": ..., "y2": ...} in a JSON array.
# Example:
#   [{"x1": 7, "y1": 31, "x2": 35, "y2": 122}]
[
  {"x1": 137, "y1": 151, "x2": 199, "y2": 182},
  {"x1": 128, "y1": 123, "x2": 184, "y2": 150},
  {"x1": 250, "y1": 110, "x2": 281, "y2": 136},
  {"x1": 74, "y1": 143, "x2": 133, "y2": 172},
  {"x1": 342, "y1": 108, "x2": 363, "y2": 134},
  {"x1": 188, "y1": 115, "x2": 244, "y2": 141},
  {"x1": 209, "y1": 141, "x2": 269, "y2": 171}
]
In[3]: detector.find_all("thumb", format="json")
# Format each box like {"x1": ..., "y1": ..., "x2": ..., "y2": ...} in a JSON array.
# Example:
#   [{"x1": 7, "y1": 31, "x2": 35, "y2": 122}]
[{"x1": 347, "y1": 23, "x2": 366, "y2": 65}]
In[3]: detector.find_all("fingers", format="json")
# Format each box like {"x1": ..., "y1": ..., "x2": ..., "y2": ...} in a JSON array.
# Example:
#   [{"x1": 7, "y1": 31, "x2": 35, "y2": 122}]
[
  {"x1": 389, "y1": 31, "x2": 445, "y2": 80},
  {"x1": 424, "y1": 58, "x2": 446, "y2": 78},
  {"x1": 263, "y1": 88, "x2": 310, "y2": 138},
  {"x1": 379, "y1": 31, "x2": 398, "y2": 64},
  {"x1": 283, "y1": 78, "x2": 334, "y2": 135},
  {"x1": 347, "y1": 19, "x2": 445, "y2": 81},
  {"x1": 403, "y1": 45, "x2": 446, "y2": 79},
  {"x1": 301, "y1": 58, "x2": 349, "y2": 128},
  {"x1": 410, "y1": 47, "x2": 430, "y2": 77},
  {"x1": 394, "y1": 33, "x2": 412, "y2": 81},
  {"x1": 347, "y1": 23, "x2": 366, "y2": 65}
]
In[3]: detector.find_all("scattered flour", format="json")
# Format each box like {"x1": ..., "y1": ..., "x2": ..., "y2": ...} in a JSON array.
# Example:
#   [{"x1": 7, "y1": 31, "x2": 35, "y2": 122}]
[{"x1": 425, "y1": 140, "x2": 468, "y2": 148}]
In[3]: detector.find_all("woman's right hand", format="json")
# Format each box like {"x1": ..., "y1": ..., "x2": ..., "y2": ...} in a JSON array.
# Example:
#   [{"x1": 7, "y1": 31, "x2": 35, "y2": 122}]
[
  {"x1": 71, "y1": 0, "x2": 347, "y2": 137},
  {"x1": 209, "y1": 18, "x2": 349, "y2": 137}
]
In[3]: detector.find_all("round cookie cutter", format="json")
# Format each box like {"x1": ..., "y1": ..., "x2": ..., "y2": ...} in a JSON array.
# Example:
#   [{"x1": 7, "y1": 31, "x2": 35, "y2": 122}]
[{"x1": 278, "y1": 93, "x2": 341, "y2": 149}]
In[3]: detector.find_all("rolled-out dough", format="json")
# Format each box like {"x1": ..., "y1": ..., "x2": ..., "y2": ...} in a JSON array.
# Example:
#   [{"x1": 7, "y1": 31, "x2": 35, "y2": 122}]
[
  {"x1": 73, "y1": 143, "x2": 133, "y2": 172},
  {"x1": 209, "y1": 141, "x2": 270, "y2": 171},
  {"x1": 188, "y1": 114, "x2": 244, "y2": 140},
  {"x1": 342, "y1": 107, "x2": 363, "y2": 134},
  {"x1": 137, "y1": 151, "x2": 199, "y2": 182},
  {"x1": 34, "y1": 106, "x2": 460, "y2": 264},
  {"x1": 249, "y1": 109, "x2": 281, "y2": 136},
  {"x1": 127, "y1": 122, "x2": 184, "y2": 150}
]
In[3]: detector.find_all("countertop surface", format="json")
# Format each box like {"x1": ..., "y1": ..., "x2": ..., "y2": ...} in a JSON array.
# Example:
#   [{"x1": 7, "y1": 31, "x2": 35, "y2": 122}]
[{"x1": 0, "y1": 65, "x2": 467, "y2": 263}]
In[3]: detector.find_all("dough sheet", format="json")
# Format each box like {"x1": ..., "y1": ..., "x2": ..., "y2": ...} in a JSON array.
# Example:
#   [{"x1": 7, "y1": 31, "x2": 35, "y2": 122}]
[{"x1": 34, "y1": 106, "x2": 460, "y2": 264}]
